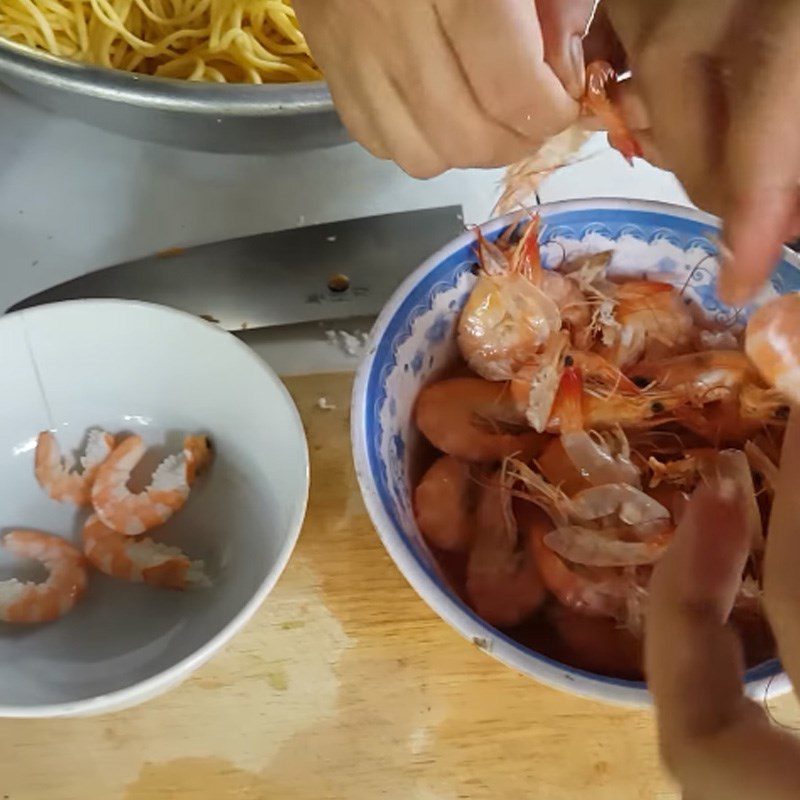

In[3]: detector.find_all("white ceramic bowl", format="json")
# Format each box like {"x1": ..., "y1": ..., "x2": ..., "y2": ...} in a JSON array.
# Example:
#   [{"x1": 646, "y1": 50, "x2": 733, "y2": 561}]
[
  {"x1": 353, "y1": 198, "x2": 797, "y2": 707},
  {"x1": 0, "y1": 300, "x2": 308, "y2": 717}
]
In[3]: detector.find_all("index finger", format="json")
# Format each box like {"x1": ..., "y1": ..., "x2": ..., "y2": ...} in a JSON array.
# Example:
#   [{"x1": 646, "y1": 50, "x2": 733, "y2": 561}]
[
  {"x1": 717, "y1": 2, "x2": 800, "y2": 305},
  {"x1": 646, "y1": 481, "x2": 800, "y2": 799}
]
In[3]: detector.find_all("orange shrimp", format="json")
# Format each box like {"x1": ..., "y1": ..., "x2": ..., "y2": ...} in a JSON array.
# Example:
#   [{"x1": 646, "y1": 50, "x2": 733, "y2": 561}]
[
  {"x1": 82, "y1": 515, "x2": 210, "y2": 590},
  {"x1": 582, "y1": 61, "x2": 643, "y2": 165},
  {"x1": 525, "y1": 510, "x2": 634, "y2": 620},
  {"x1": 415, "y1": 377, "x2": 545, "y2": 463},
  {"x1": 738, "y1": 382, "x2": 791, "y2": 424},
  {"x1": 598, "y1": 280, "x2": 694, "y2": 367},
  {"x1": 510, "y1": 343, "x2": 638, "y2": 433},
  {"x1": 465, "y1": 471, "x2": 546, "y2": 627},
  {"x1": 414, "y1": 455, "x2": 477, "y2": 552},
  {"x1": 0, "y1": 531, "x2": 87, "y2": 623},
  {"x1": 547, "y1": 366, "x2": 678, "y2": 458},
  {"x1": 35, "y1": 429, "x2": 115, "y2": 506},
  {"x1": 745, "y1": 292, "x2": 800, "y2": 405},
  {"x1": 91, "y1": 434, "x2": 212, "y2": 536},
  {"x1": 626, "y1": 350, "x2": 755, "y2": 403},
  {"x1": 458, "y1": 221, "x2": 561, "y2": 380},
  {"x1": 536, "y1": 436, "x2": 591, "y2": 496}
]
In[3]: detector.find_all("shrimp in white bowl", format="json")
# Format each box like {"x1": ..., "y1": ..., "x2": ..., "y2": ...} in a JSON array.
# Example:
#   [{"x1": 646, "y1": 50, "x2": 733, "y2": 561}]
[
  {"x1": 82, "y1": 515, "x2": 210, "y2": 590},
  {"x1": 35, "y1": 429, "x2": 115, "y2": 506},
  {"x1": 92, "y1": 434, "x2": 213, "y2": 536},
  {"x1": 0, "y1": 531, "x2": 87, "y2": 624}
]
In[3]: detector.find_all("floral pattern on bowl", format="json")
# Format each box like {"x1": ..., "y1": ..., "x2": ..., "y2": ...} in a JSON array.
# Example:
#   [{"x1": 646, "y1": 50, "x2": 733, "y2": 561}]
[{"x1": 353, "y1": 199, "x2": 799, "y2": 706}]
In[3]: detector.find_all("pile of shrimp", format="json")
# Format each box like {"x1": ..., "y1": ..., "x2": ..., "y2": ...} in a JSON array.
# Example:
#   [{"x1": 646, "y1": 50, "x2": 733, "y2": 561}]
[
  {"x1": 414, "y1": 214, "x2": 798, "y2": 677},
  {"x1": 0, "y1": 429, "x2": 212, "y2": 625}
]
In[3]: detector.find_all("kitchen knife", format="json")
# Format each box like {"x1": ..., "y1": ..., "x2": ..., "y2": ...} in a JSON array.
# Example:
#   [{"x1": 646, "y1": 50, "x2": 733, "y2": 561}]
[{"x1": 8, "y1": 206, "x2": 465, "y2": 331}]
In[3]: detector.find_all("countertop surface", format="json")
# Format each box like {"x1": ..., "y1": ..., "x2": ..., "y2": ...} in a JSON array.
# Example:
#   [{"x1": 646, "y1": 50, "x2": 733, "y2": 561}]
[
  {"x1": 1, "y1": 85, "x2": 771, "y2": 800},
  {"x1": 0, "y1": 373, "x2": 680, "y2": 800}
]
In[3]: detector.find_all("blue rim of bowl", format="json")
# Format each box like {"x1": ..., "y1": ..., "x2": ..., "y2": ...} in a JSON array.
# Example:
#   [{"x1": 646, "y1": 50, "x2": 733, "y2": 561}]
[{"x1": 353, "y1": 198, "x2": 795, "y2": 706}]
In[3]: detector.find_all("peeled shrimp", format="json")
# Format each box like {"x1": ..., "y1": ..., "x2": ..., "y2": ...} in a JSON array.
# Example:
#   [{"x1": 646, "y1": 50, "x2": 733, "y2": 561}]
[
  {"x1": 91, "y1": 434, "x2": 212, "y2": 536},
  {"x1": 465, "y1": 472, "x2": 546, "y2": 627},
  {"x1": 414, "y1": 455, "x2": 476, "y2": 552},
  {"x1": 0, "y1": 531, "x2": 87, "y2": 623},
  {"x1": 415, "y1": 377, "x2": 544, "y2": 463},
  {"x1": 582, "y1": 61, "x2": 643, "y2": 164},
  {"x1": 35, "y1": 429, "x2": 115, "y2": 506},
  {"x1": 82, "y1": 515, "x2": 209, "y2": 590},
  {"x1": 745, "y1": 292, "x2": 800, "y2": 405},
  {"x1": 458, "y1": 224, "x2": 561, "y2": 380}
]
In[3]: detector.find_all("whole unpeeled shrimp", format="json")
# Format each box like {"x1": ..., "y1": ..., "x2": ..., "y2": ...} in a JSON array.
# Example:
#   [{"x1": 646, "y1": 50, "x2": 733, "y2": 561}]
[
  {"x1": 82, "y1": 515, "x2": 209, "y2": 590},
  {"x1": 465, "y1": 471, "x2": 546, "y2": 628},
  {"x1": 525, "y1": 510, "x2": 635, "y2": 620},
  {"x1": 91, "y1": 434, "x2": 212, "y2": 536},
  {"x1": 35, "y1": 429, "x2": 115, "y2": 506},
  {"x1": 599, "y1": 281, "x2": 694, "y2": 368},
  {"x1": 582, "y1": 61, "x2": 643, "y2": 165},
  {"x1": 458, "y1": 223, "x2": 561, "y2": 380},
  {"x1": 0, "y1": 531, "x2": 87, "y2": 623},
  {"x1": 626, "y1": 350, "x2": 755, "y2": 404},
  {"x1": 546, "y1": 368, "x2": 643, "y2": 485},
  {"x1": 745, "y1": 292, "x2": 800, "y2": 405},
  {"x1": 415, "y1": 377, "x2": 544, "y2": 463},
  {"x1": 414, "y1": 455, "x2": 476, "y2": 552}
]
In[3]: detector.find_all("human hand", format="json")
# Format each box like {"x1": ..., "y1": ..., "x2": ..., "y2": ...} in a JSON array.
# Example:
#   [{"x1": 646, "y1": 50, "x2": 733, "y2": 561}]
[
  {"x1": 646, "y1": 412, "x2": 800, "y2": 799},
  {"x1": 604, "y1": 0, "x2": 800, "y2": 306},
  {"x1": 293, "y1": 0, "x2": 599, "y2": 178}
]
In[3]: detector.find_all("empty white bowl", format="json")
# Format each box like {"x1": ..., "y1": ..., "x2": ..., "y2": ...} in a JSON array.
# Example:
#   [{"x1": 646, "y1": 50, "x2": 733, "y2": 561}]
[
  {"x1": 0, "y1": 300, "x2": 308, "y2": 717},
  {"x1": 353, "y1": 199, "x2": 795, "y2": 706}
]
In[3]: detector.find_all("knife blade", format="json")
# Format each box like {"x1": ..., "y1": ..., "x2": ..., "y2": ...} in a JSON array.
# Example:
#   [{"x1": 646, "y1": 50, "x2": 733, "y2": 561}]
[{"x1": 8, "y1": 206, "x2": 464, "y2": 331}]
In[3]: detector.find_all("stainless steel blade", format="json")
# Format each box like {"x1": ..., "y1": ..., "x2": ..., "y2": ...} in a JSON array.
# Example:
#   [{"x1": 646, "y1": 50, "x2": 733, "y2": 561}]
[{"x1": 7, "y1": 206, "x2": 464, "y2": 330}]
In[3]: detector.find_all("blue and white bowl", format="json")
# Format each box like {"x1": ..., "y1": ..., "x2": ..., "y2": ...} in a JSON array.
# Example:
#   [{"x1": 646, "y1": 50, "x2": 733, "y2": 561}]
[{"x1": 352, "y1": 198, "x2": 798, "y2": 706}]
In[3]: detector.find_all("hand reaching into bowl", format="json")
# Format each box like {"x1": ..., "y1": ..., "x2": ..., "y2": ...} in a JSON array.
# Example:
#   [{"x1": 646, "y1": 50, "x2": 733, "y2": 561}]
[
  {"x1": 647, "y1": 412, "x2": 800, "y2": 799},
  {"x1": 293, "y1": 0, "x2": 599, "y2": 177},
  {"x1": 604, "y1": 0, "x2": 800, "y2": 307}
]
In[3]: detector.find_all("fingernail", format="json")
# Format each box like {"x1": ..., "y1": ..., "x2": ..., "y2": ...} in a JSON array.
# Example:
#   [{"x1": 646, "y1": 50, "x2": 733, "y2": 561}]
[
  {"x1": 715, "y1": 477, "x2": 738, "y2": 503},
  {"x1": 567, "y1": 36, "x2": 585, "y2": 99}
]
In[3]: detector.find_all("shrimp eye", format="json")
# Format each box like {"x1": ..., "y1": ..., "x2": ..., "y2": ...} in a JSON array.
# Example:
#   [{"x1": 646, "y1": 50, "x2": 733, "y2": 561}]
[
  {"x1": 650, "y1": 401, "x2": 665, "y2": 414},
  {"x1": 470, "y1": 263, "x2": 481, "y2": 276},
  {"x1": 631, "y1": 375, "x2": 650, "y2": 389},
  {"x1": 775, "y1": 405, "x2": 790, "y2": 420},
  {"x1": 563, "y1": 355, "x2": 574, "y2": 367}
]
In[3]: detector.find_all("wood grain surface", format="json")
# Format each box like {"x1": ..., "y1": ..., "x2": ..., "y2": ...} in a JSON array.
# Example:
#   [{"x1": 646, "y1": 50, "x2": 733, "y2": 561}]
[{"x1": 1, "y1": 372, "x2": 797, "y2": 800}]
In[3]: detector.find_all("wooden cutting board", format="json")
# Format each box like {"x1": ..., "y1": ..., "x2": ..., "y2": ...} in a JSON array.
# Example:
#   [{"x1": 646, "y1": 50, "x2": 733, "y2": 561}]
[{"x1": 1, "y1": 372, "x2": 797, "y2": 800}]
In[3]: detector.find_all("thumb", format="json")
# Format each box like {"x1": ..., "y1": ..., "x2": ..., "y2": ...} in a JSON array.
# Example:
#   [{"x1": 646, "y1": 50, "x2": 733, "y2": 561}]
[{"x1": 535, "y1": 0, "x2": 599, "y2": 99}]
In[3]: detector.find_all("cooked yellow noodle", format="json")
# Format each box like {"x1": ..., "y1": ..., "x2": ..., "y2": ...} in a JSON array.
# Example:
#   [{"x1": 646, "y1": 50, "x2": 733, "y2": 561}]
[{"x1": 0, "y1": 0, "x2": 320, "y2": 83}]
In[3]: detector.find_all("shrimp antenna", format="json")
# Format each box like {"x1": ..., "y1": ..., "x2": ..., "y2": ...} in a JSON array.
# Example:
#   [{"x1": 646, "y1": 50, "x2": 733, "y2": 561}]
[{"x1": 679, "y1": 250, "x2": 715, "y2": 298}]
